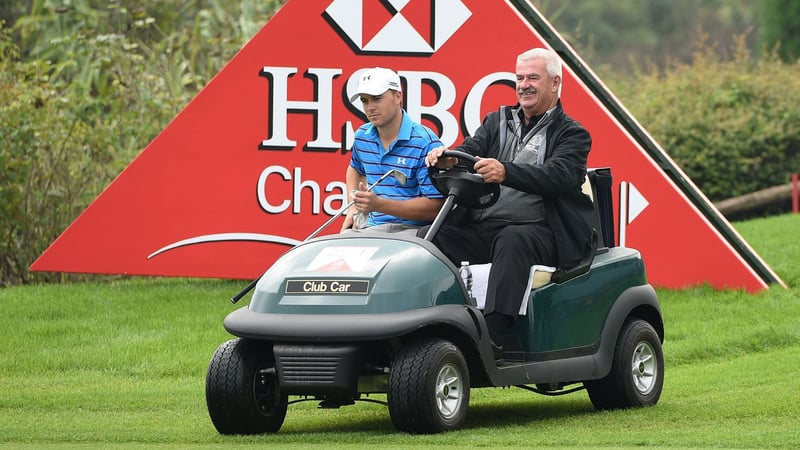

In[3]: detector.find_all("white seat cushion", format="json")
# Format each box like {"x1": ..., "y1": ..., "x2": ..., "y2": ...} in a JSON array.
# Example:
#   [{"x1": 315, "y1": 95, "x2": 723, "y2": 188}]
[{"x1": 469, "y1": 264, "x2": 555, "y2": 315}]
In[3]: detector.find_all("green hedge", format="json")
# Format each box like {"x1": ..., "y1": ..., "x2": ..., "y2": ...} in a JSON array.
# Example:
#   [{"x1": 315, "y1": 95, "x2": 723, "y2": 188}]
[
  {"x1": 608, "y1": 36, "x2": 800, "y2": 201},
  {"x1": 0, "y1": 24, "x2": 181, "y2": 286},
  {"x1": 1, "y1": 1, "x2": 281, "y2": 286}
]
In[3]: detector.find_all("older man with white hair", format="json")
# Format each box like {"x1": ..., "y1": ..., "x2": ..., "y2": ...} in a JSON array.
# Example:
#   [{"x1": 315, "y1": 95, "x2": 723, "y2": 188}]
[{"x1": 423, "y1": 48, "x2": 595, "y2": 363}]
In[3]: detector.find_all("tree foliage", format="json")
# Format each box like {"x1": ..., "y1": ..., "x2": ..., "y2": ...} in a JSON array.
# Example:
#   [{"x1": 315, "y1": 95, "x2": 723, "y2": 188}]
[
  {"x1": 758, "y1": 0, "x2": 800, "y2": 61},
  {"x1": 0, "y1": 0, "x2": 282, "y2": 286},
  {"x1": 607, "y1": 35, "x2": 800, "y2": 202},
  {"x1": 533, "y1": 0, "x2": 758, "y2": 73}
]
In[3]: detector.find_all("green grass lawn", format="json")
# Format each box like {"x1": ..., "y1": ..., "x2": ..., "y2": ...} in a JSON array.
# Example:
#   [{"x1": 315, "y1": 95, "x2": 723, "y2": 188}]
[{"x1": 1, "y1": 214, "x2": 799, "y2": 448}]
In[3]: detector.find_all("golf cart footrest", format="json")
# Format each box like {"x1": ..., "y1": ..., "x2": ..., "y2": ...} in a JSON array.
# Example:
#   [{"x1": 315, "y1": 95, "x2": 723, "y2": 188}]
[{"x1": 273, "y1": 344, "x2": 362, "y2": 396}]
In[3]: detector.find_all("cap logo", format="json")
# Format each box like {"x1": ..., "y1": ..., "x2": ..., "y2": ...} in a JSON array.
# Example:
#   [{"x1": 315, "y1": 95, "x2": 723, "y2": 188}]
[{"x1": 324, "y1": 0, "x2": 471, "y2": 54}]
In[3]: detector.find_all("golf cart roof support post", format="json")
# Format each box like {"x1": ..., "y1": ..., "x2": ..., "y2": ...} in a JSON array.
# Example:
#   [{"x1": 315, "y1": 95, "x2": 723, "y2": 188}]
[{"x1": 423, "y1": 194, "x2": 457, "y2": 241}]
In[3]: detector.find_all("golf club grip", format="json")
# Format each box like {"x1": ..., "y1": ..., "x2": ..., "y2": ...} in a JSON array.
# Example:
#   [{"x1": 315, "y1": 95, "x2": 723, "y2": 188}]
[{"x1": 231, "y1": 277, "x2": 259, "y2": 304}]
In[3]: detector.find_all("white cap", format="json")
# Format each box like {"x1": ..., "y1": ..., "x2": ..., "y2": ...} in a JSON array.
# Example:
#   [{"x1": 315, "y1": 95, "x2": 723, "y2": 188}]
[{"x1": 350, "y1": 67, "x2": 402, "y2": 102}]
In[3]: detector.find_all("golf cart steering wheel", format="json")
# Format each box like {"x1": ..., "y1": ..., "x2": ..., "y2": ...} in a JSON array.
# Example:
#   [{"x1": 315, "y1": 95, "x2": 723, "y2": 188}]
[{"x1": 429, "y1": 150, "x2": 500, "y2": 209}]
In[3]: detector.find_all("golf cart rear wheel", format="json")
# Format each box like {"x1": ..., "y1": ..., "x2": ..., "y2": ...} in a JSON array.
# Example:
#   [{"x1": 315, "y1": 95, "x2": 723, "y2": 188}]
[
  {"x1": 205, "y1": 338, "x2": 288, "y2": 434},
  {"x1": 388, "y1": 337, "x2": 470, "y2": 434},
  {"x1": 585, "y1": 318, "x2": 664, "y2": 410}
]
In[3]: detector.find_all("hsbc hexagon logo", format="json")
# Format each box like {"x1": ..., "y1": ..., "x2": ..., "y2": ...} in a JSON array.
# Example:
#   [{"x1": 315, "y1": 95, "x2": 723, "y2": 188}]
[{"x1": 324, "y1": 0, "x2": 472, "y2": 55}]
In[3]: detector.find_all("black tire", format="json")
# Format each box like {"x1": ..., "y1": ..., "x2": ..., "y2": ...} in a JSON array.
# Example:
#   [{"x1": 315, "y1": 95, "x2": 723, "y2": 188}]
[
  {"x1": 387, "y1": 338, "x2": 470, "y2": 434},
  {"x1": 205, "y1": 338, "x2": 288, "y2": 434},
  {"x1": 585, "y1": 318, "x2": 664, "y2": 410}
]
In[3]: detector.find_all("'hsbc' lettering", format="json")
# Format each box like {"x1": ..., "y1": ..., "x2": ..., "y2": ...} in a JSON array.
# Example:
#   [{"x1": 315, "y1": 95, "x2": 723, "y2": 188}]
[
  {"x1": 257, "y1": 165, "x2": 347, "y2": 215},
  {"x1": 259, "y1": 67, "x2": 515, "y2": 151},
  {"x1": 259, "y1": 67, "x2": 343, "y2": 150}
]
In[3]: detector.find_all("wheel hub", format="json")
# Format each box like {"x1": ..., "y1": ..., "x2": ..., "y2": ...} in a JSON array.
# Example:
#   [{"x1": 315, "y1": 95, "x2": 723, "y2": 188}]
[
  {"x1": 435, "y1": 363, "x2": 463, "y2": 419},
  {"x1": 631, "y1": 341, "x2": 657, "y2": 394}
]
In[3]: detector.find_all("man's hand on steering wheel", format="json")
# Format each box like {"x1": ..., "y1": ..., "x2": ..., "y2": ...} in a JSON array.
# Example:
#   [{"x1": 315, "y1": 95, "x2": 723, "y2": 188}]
[
  {"x1": 474, "y1": 158, "x2": 506, "y2": 184},
  {"x1": 426, "y1": 147, "x2": 506, "y2": 184},
  {"x1": 427, "y1": 150, "x2": 501, "y2": 209},
  {"x1": 425, "y1": 147, "x2": 459, "y2": 169}
]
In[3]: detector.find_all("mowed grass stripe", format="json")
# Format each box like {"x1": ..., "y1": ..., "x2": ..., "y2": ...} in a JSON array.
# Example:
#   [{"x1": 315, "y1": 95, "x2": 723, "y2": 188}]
[{"x1": 0, "y1": 214, "x2": 798, "y2": 447}]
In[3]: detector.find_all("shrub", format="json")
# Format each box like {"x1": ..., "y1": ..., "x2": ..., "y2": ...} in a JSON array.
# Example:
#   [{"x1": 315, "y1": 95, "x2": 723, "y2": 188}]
[
  {"x1": 608, "y1": 34, "x2": 800, "y2": 201},
  {"x1": 0, "y1": 24, "x2": 163, "y2": 286},
  {"x1": 0, "y1": 1, "x2": 282, "y2": 286}
]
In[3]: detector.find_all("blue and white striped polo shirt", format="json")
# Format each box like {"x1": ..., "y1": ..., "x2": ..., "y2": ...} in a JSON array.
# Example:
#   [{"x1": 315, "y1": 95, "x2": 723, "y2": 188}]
[{"x1": 349, "y1": 111, "x2": 443, "y2": 226}]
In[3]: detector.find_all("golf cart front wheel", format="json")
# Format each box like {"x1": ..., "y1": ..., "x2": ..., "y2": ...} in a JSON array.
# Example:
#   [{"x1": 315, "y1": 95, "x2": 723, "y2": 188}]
[
  {"x1": 388, "y1": 337, "x2": 470, "y2": 434},
  {"x1": 585, "y1": 318, "x2": 664, "y2": 410},
  {"x1": 205, "y1": 338, "x2": 288, "y2": 434}
]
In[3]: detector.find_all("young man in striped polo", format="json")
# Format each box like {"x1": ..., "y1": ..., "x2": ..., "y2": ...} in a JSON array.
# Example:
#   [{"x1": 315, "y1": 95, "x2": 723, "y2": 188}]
[{"x1": 342, "y1": 67, "x2": 444, "y2": 234}]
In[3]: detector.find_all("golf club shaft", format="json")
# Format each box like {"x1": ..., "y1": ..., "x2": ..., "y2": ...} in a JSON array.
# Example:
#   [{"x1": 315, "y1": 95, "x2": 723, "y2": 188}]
[
  {"x1": 305, "y1": 199, "x2": 355, "y2": 241},
  {"x1": 305, "y1": 169, "x2": 397, "y2": 240},
  {"x1": 230, "y1": 169, "x2": 400, "y2": 304},
  {"x1": 423, "y1": 194, "x2": 457, "y2": 241}
]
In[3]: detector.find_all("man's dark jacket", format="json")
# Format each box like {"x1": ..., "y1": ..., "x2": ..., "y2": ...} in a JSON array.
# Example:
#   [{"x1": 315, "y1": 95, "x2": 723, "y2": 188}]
[{"x1": 455, "y1": 100, "x2": 595, "y2": 270}]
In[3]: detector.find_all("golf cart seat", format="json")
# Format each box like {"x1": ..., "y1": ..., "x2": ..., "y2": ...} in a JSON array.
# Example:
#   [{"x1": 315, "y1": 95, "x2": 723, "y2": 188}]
[
  {"x1": 470, "y1": 168, "x2": 613, "y2": 313},
  {"x1": 525, "y1": 172, "x2": 600, "y2": 288},
  {"x1": 549, "y1": 167, "x2": 614, "y2": 284}
]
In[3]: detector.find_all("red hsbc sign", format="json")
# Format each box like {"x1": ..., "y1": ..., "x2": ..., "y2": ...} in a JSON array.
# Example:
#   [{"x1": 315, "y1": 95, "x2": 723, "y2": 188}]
[{"x1": 31, "y1": 0, "x2": 783, "y2": 292}]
